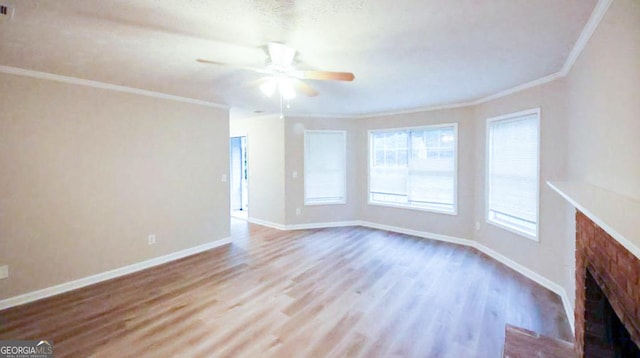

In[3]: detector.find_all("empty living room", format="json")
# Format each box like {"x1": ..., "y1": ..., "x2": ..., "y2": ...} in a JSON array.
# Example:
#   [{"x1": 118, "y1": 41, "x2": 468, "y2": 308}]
[{"x1": 1, "y1": 0, "x2": 639, "y2": 357}]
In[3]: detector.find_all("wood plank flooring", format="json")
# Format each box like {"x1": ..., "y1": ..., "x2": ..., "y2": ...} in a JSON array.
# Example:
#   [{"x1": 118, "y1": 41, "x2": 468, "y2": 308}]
[
  {"x1": 503, "y1": 324, "x2": 574, "y2": 358},
  {"x1": 0, "y1": 220, "x2": 573, "y2": 357}
]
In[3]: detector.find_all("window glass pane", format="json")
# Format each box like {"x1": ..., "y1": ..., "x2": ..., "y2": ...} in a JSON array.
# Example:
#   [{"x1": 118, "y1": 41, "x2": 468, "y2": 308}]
[
  {"x1": 384, "y1": 132, "x2": 394, "y2": 150},
  {"x1": 397, "y1": 150, "x2": 408, "y2": 166},
  {"x1": 487, "y1": 112, "x2": 539, "y2": 237},
  {"x1": 408, "y1": 128, "x2": 455, "y2": 210},
  {"x1": 370, "y1": 167, "x2": 408, "y2": 196},
  {"x1": 369, "y1": 125, "x2": 456, "y2": 214},
  {"x1": 385, "y1": 150, "x2": 397, "y2": 166},
  {"x1": 372, "y1": 133, "x2": 385, "y2": 152},
  {"x1": 374, "y1": 150, "x2": 385, "y2": 166},
  {"x1": 370, "y1": 130, "x2": 409, "y2": 199}
]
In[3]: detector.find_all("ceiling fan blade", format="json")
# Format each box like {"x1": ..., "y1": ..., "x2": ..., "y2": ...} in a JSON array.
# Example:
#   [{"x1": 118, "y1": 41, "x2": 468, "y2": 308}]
[
  {"x1": 294, "y1": 70, "x2": 355, "y2": 81},
  {"x1": 248, "y1": 77, "x2": 270, "y2": 87},
  {"x1": 293, "y1": 80, "x2": 319, "y2": 97},
  {"x1": 196, "y1": 59, "x2": 272, "y2": 75},
  {"x1": 268, "y1": 42, "x2": 296, "y2": 67}
]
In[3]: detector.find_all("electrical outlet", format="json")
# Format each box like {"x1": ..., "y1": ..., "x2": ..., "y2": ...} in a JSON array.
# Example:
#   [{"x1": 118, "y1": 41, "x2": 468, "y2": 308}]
[
  {"x1": 295, "y1": 208, "x2": 301, "y2": 216},
  {"x1": 148, "y1": 234, "x2": 156, "y2": 245},
  {"x1": 0, "y1": 265, "x2": 8, "y2": 280},
  {"x1": 0, "y1": 5, "x2": 15, "y2": 20},
  {"x1": 475, "y1": 221, "x2": 480, "y2": 231}
]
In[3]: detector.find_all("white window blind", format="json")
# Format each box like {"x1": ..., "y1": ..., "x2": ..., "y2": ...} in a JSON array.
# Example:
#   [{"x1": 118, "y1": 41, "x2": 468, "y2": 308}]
[
  {"x1": 486, "y1": 109, "x2": 540, "y2": 239},
  {"x1": 304, "y1": 130, "x2": 346, "y2": 205},
  {"x1": 369, "y1": 124, "x2": 457, "y2": 214}
]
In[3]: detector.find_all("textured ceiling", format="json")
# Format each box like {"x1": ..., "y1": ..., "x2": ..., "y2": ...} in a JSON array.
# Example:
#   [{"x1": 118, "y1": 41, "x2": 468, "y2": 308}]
[{"x1": 0, "y1": 0, "x2": 597, "y2": 116}]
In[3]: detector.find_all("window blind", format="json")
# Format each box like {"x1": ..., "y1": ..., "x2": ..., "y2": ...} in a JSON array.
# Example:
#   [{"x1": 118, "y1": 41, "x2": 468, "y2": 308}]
[
  {"x1": 487, "y1": 111, "x2": 539, "y2": 238},
  {"x1": 304, "y1": 131, "x2": 346, "y2": 205}
]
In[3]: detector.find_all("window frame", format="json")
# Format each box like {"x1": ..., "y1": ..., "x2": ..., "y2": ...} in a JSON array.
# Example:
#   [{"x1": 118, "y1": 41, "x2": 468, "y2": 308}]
[
  {"x1": 304, "y1": 130, "x2": 347, "y2": 206},
  {"x1": 367, "y1": 123, "x2": 458, "y2": 215},
  {"x1": 485, "y1": 108, "x2": 541, "y2": 241}
]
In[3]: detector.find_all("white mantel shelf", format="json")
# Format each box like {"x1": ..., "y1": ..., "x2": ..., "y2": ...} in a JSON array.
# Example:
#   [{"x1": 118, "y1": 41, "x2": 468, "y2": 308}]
[{"x1": 547, "y1": 181, "x2": 640, "y2": 261}]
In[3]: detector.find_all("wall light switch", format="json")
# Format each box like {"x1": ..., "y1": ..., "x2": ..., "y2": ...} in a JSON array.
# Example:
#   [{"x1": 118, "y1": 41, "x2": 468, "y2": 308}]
[
  {"x1": 296, "y1": 208, "x2": 302, "y2": 216},
  {"x1": 148, "y1": 234, "x2": 156, "y2": 245},
  {"x1": 221, "y1": 174, "x2": 227, "y2": 182},
  {"x1": 0, "y1": 265, "x2": 8, "y2": 280},
  {"x1": 292, "y1": 171, "x2": 298, "y2": 179}
]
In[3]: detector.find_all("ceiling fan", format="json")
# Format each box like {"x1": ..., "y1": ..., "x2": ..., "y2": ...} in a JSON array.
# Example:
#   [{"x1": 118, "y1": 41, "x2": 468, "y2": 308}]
[{"x1": 197, "y1": 42, "x2": 355, "y2": 101}]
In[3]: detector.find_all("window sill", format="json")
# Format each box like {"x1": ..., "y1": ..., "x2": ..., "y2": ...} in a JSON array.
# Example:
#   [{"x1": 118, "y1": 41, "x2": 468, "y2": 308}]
[
  {"x1": 367, "y1": 201, "x2": 457, "y2": 216},
  {"x1": 486, "y1": 218, "x2": 538, "y2": 242},
  {"x1": 304, "y1": 200, "x2": 346, "y2": 206}
]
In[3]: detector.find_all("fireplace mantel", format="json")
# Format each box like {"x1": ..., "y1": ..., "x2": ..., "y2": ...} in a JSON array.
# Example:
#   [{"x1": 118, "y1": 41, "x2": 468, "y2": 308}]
[
  {"x1": 547, "y1": 181, "x2": 640, "y2": 260},
  {"x1": 552, "y1": 181, "x2": 640, "y2": 356}
]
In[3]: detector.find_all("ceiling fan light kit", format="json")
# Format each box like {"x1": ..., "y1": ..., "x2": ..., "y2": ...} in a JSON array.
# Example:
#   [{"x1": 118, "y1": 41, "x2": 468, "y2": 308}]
[
  {"x1": 259, "y1": 78, "x2": 277, "y2": 97},
  {"x1": 259, "y1": 77, "x2": 296, "y2": 100}
]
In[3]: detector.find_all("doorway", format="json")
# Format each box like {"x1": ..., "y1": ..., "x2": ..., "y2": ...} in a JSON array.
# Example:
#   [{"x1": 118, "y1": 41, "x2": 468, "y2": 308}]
[{"x1": 230, "y1": 136, "x2": 248, "y2": 219}]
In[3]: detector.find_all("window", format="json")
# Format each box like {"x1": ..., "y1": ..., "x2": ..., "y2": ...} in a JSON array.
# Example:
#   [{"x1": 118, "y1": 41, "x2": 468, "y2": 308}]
[
  {"x1": 368, "y1": 124, "x2": 457, "y2": 214},
  {"x1": 304, "y1": 130, "x2": 346, "y2": 205},
  {"x1": 486, "y1": 108, "x2": 540, "y2": 240}
]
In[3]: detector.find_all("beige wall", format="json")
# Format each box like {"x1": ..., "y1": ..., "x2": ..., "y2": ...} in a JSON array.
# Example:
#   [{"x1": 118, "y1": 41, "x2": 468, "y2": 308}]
[
  {"x1": 470, "y1": 0, "x2": 640, "y2": 307},
  {"x1": 284, "y1": 117, "x2": 360, "y2": 225},
  {"x1": 0, "y1": 73, "x2": 230, "y2": 300},
  {"x1": 271, "y1": 0, "x2": 639, "y2": 313},
  {"x1": 230, "y1": 115, "x2": 286, "y2": 225},
  {"x1": 472, "y1": 79, "x2": 571, "y2": 289},
  {"x1": 5, "y1": 0, "x2": 638, "y2": 311},
  {"x1": 566, "y1": 0, "x2": 640, "y2": 201},
  {"x1": 562, "y1": 0, "x2": 640, "y2": 303},
  {"x1": 355, "y1": 108, "x2": 477, "y2": 239}
]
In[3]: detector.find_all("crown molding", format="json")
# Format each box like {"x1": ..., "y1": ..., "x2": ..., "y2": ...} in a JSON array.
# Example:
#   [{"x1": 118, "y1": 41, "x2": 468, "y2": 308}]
[
  {"x1": 282, "y1": 0, "x2": 613, "y2": 120},
  {"x1": 560, "y1": 0, "x2": 613, "y2": 76},
  {"x1": 465, "y1": 0, "x2": 612, "y2": 107},
  {"x1": 355, "y1": 100, "x2": 477, "y2": 119},
  {"x1": 0, "y1": 65, "x2": 228, "y2": 109},
  {"x1": 470, "y1": 72, "x2": 564, "y2": 106},
  {"x1": 284, "y1": 100, "x2": 476, "y2": 120},
  {"x1": 0, "y1": 0, "x2": 611, "y2": 119}
]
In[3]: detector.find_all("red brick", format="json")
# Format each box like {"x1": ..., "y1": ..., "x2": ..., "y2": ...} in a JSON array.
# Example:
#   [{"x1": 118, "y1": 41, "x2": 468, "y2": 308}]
[{"x1": 574, "y1": 212, "x2": 640, "y2": 357}]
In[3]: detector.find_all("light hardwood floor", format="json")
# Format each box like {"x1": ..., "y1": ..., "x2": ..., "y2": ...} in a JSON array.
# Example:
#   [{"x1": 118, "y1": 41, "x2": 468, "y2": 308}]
[{"x1": 0, "y1": 220, "x2": 572, "y2": 357}]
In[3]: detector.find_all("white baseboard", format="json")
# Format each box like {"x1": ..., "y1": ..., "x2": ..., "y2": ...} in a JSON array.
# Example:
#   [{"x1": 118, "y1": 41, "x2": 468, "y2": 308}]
[
  {"x1": 2, "y1": 218, "x2": 577, "y2": 335},
  {"x1": 560, "y1": 289, "x2": 576, "y2": 334},
  {"x1": 360, "y1": 222, "x2": 575, "y2": 335},
  {"x1": 470, "y1": 242, "x2": 574, "y2": 331},
  {"x1": 285, "y1": 221, "x2": 361, "y2": 230},
  {"x1": 357, "y1": 222, "x2": 557, "y2": 293},
  {"x1": 247, "y1": 217, "x2": 287, "y2": 231},
  {"x1": 260, "y1": 219, "x2": 575, "y2": 335},
  {"x1": 358, "y1": 221, "x2": 475, "y2": 247},
  {"x1": 248, "y1": 218, "x2": 360, "y2": 231},
  {"x1": 0, "y1": 237, "x2": 232, "y2": 311}
]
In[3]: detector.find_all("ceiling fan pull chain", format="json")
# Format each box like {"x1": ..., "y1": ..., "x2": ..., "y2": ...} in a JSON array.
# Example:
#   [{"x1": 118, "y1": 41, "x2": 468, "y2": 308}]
[{"x1": 279, "y1": 92, "x2": 284, "y2": 119}]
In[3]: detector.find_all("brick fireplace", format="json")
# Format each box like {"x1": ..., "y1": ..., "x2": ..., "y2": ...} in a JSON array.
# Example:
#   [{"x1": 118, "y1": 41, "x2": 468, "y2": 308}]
[{"x1": 575, "y1": 211, "x2": 640, "y2": 357}]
